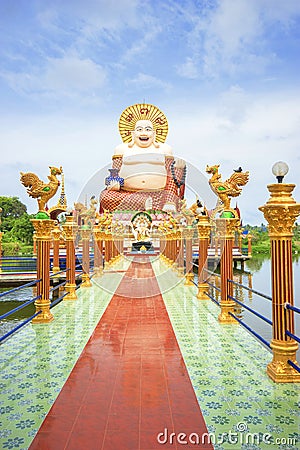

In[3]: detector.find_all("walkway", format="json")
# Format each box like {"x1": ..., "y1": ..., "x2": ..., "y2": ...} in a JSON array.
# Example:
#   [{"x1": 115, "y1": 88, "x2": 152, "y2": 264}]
[
  {"x1": 29, "y1": 256, "x2": 211, "y2": 449},
  {"x1": 0, "y1": 256, "x2": 299, "y2": 450}
]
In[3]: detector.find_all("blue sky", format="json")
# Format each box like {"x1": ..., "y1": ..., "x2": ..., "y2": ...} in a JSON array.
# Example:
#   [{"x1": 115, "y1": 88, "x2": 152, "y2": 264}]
[{"x1": 1, "y1": 0, "x2": 300, "y2": 224}]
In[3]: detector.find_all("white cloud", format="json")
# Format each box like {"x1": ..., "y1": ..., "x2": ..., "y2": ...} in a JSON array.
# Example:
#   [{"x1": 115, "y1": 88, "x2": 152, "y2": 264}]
[
  {"x1": 1, "y1": 55, "x2": 106, "y2": 98},
  {"x1": 176, "y1": 57, "x2": 199, "y2": 79},
  {"x1": 126, "y1": 72, "x2": 171, "y2": 91},
  {"x1": 177, "y1": 0, "x2": 300, "y2": 79}
]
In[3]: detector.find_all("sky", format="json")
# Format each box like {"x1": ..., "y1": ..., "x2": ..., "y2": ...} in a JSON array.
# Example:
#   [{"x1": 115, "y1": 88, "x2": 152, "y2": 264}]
[{"x1": 1, "y1": 0, "x2": 300, "y2": 225}]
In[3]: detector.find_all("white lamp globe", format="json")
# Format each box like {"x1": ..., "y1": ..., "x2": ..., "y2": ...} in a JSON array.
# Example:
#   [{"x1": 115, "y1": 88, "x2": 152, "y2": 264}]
[{"x1": 272, "y1": 161, "x2": 289, "y2": 183}]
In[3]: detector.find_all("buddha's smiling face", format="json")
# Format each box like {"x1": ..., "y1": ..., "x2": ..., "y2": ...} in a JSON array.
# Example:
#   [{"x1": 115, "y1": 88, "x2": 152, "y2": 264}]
[{"x1": 132, "y1": 120, "x2": 155, "y2": 148}]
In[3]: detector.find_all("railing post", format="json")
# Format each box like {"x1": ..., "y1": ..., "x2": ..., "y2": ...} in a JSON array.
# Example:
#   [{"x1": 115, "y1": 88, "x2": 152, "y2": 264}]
[
  {"x1": 51, "y1": 225, "x2": 61, "y2": 274},
  {"x1": 93, "y1": 224, "x2": 103, "y2": 276},
  {"x1": 80, "y1": 225, "x2": 92, "y2": 287},
  {"x1": 247, "y1": 233, "x2": 252, "y2": 257},
  {"x1": 196, "y1": 215, "x2": 211, "y2": 300},
  {"x1": 217, "y1": 216, "x2": 240, "y2": 323},
  {"x1": 31, "y1": 219, "x2": 56, "y2": 323},
  {"x1": 177, "y1": 228, "x2": 184, "y2": 275},
  {"x1": 184, "y1": 227, "x2": 194, "y2": 286},
  {"x1": 104, "y1": 231, "x2": 113, "y2": 266},
  {"x1": 259, "y1": 183, "x2": 300, "y2": 382},
  {"x1": 62, "y1": 215, "x2": 78, "y2": 300}
]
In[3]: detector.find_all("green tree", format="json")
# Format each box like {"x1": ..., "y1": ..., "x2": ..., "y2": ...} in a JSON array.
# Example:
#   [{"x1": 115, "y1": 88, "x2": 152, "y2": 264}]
[{"x1": 0, "y1": 196, "x2": 27, "y2": 232}]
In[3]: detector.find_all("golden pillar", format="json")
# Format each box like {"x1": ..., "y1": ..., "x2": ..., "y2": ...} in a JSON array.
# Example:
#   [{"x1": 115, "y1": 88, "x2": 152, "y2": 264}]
[
  {"x1": 80, "y1": 226, "x2": 92, "y2": 287},
  {"x1": 93, "y1": 225, "x2": 103, "y2": 276},
  {"x1": 184, "y1": 227, "x2": 194, "y2": 285},
  {"x1": 217, "y1": 216, "x2": 240, "y2": 323},
  {"x1": 238, "y1": 229, "x2": 243, "y2": 253},
  {"x1": 51, "y1": 226, "x2": 61, "y2": 274},
  {"x1": 62, "y1": 215, "x2": 78, "y2": 300},
  {"x1": 33, "y1": 232, "x2": 37, "y2": 256},
  {"x1": 247, "y1": 233, "x2": 252, "y2": 257},
  {"x1": 177, "y1": 228, "x2": 184, "y2": 275},
  {"x1": 197, "y1": 216, "x2": 211, "y2": 300},
  {"x1": 259, "y1": 183, "x2": 300, "y2": 382},
  {"x1": 31, "y1": 219, "x2": 56, "y2": 323},
  {"x1": 104, "y1": 232, "x2": 112, "y2": 266}
]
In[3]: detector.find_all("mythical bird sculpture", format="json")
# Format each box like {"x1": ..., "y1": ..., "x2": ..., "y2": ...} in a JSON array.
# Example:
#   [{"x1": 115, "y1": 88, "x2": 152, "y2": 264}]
[
  {"x1": 20, "y1": 166, "x2": 63, "y2": 213},
  {"x1": 206, "y1": 164, "x2": 249, "y2": 211}
]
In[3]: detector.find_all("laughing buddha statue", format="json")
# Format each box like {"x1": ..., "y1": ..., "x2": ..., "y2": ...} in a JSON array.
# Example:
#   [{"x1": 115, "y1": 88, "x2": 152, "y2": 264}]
[{"x1": 100, "y1": 103, "x2": 186, "y2": 212}]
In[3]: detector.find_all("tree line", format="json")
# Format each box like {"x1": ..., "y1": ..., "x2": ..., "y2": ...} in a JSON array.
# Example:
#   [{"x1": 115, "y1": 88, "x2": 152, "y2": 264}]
[{"x1": 0, "y1": 196, "x2": 34, "y2": 256}]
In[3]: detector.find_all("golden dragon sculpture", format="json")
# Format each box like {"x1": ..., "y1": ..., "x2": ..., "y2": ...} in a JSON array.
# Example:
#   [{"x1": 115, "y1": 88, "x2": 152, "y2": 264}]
[
  {"x1": 20, "y1": 166, "x2": 63, "y2": 213},
  {"x1": 206, "y1": 164, "x2": 249, "y2": 211}
]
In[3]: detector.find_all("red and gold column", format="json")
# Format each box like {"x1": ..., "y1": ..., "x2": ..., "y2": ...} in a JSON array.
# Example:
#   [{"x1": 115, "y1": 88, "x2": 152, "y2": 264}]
[
  {"x1": 31, "y1": 219, "x2": 56, "y2": 323},
  {"x1": 259, "y1": 183, "x2": 300, "y2": 382},
  {"x1": 81, "y1": 226, "x2": 92, "y2": 287},
  {"x1": 177, "y1": 228, "x2": 184, "y2": 275},
  {"x1": 197, "y1": 215, "x2": 211, "y2": 300},
  {"x1": 51, "y1": 225, "x2": 61, "y2": 274},
  {"x1": 93, "y1": 225, "x2": 103, "y2": 276},
  {"x1": 62, "y1": 215, "x2": 78, "y2": 300},
  {"x1": 184, "y1": 227, "x2": 194, "y2": 286},
  {"x1": 104, "y1": 231, "x2": 113, "y2": 266},
  {"x1": 217, "y1": 215, "x2": 240, "y2": 323},
  {"x1": 247, "y1": 233, "x2": 252, "y2": 257}
]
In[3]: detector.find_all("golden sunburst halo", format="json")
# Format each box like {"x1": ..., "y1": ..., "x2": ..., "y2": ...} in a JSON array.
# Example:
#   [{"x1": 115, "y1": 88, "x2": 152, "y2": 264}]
[{"x1": 119, "y1": 103, "x2": 168, "y2": 143}]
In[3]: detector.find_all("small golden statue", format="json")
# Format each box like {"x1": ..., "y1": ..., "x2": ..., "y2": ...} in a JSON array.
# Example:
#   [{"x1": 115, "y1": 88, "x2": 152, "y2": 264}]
[
  {"x1": 20, "y1": 166, "x2": 63, "y2": 215},
  {"x1": 206, "y1": 164, "x2": 249, "y2": 212}
]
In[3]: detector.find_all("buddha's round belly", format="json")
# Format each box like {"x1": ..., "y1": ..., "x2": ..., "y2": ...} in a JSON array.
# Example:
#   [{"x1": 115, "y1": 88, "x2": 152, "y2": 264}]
[{"x1": 120, "y1": 163, "x2": 167, "y2": 191}]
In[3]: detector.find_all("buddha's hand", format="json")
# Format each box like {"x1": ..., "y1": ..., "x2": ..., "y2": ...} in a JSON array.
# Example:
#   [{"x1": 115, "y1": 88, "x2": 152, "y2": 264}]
[
  {"x1": 174, "y1": 158, "x2": 186, "y2": 169},
  {"x1": 107, "y1": 180, "x2": 120, "y2": 191}
]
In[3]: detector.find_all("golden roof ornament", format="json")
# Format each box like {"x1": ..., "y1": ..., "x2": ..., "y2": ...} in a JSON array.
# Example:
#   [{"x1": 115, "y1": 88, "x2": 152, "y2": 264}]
[{"x1": 118, "y1": 103, "x2": 168, "y2": 144}]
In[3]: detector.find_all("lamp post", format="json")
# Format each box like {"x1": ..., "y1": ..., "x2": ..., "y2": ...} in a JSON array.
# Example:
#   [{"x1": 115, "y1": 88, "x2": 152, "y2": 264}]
[{"x1": 259, "y1": 161, "x2": 300, "y2": 382}]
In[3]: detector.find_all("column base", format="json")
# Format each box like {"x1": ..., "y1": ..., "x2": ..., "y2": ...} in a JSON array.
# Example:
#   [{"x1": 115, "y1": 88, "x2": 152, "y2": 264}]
[
  {"x1": 52, "y1": 266, "x2": 61, "y2": 278},
  {"x1": 197, "y1": 283, "x2": 209, "y2": 300},
  {"x1": 94, "y1": 267, "x2": 103, "y2": 276},
  {"x1": 218, "y1": 301, "x2": 238, "y2": 323},
  {"x1": 184, "y1": 272, "x2": 194, "y2": 286},
  {"x1": 64, "y1": 284, "x2": 78, "y2": 300},
  {"x1": 32, "y1": 300, "x2": 54, "y2": 323},
  {"x1": 267, "y1": 339, "x2": 300, "y2": 383},
  {"x1": 177, "y1": 267, "x2": 184, "y2": 277},
  {"x1": 81, "y1": 273, "x2": 92, "y2": 287}
]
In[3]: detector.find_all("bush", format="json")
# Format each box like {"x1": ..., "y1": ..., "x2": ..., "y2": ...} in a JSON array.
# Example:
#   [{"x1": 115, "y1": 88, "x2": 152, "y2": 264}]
[{"x1": 2, "y1": 242, "x2": 21, "y2": 256}]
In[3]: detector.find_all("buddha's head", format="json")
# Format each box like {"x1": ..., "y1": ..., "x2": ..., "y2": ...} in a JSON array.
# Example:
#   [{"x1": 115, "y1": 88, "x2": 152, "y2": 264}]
[{"x1": 131, "y1": 120, "x2": 156, "y2": 148}]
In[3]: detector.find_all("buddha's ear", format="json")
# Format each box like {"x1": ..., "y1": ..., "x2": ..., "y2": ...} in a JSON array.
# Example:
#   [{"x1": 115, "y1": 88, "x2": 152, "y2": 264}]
[{"x1": 128, "y1": 130, "x2": 135, "y2": 148}]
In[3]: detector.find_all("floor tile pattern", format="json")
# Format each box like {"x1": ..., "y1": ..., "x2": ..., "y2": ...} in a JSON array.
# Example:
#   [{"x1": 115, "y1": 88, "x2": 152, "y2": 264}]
[
  {"x1": 152, "y1": 258, "x2": 300, "y2": 450},
  {"x1": 29, "y1": 256, "x2": 212, "y2": 450}
]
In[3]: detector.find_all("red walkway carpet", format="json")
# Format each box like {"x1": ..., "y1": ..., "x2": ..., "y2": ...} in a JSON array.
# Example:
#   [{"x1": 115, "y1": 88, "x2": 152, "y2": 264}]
[{"x1": 29, "y1": 257, "x2": 212, "y2": 449}]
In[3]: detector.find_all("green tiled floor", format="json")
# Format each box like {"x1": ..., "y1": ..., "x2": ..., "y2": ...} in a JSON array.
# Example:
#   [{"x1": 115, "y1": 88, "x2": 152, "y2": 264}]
[{"x1": 152, "y1": 258, "x2": 300, "y2": 450}]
